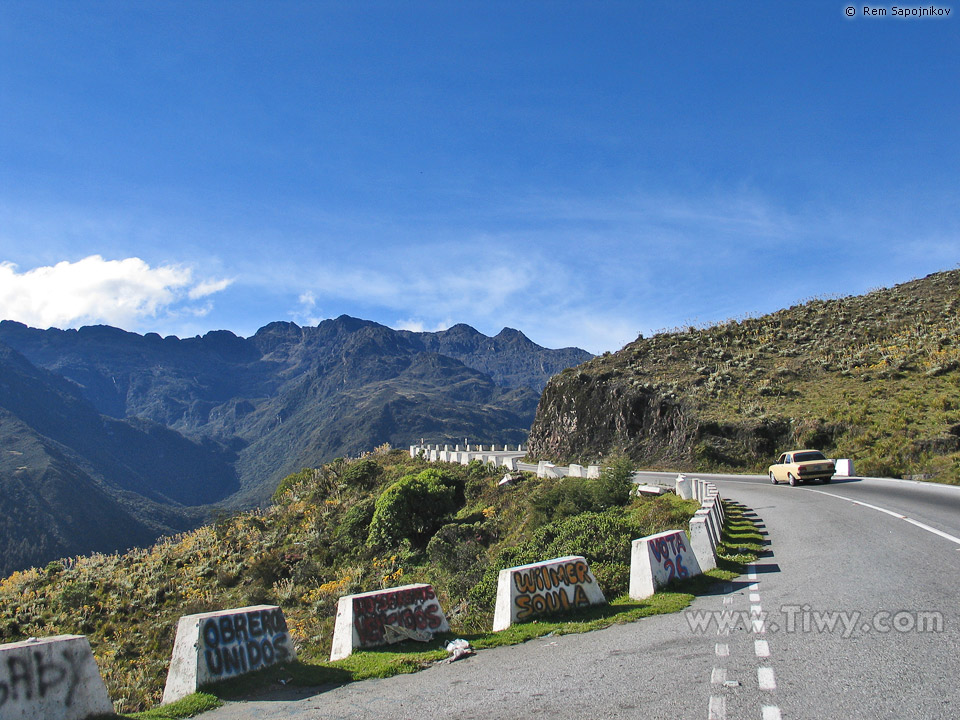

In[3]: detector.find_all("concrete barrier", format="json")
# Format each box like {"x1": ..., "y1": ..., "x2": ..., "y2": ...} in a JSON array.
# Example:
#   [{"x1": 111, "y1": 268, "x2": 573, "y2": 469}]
[
  {"x1": 0, "y1": 635, "x2": 114, "y2": 720},
  {"x1": 675, "y1": 474, "x2": 693, "y2": 500},
  {"x1": 537, "y1": 461, "x2": 564, "y2": 479},
  {"x1": 330, "y1": 584, "x2": 449, "y2": 661},
  {"x1": 162, "y1": 605, "x2": 295, "y2": 704},
  {"x1": 493, "y1": 555, "x2": 606, "y2": 631},
  {"x1": 703, "y1": 493, "x2": 721, "y2": 524},
  {"x1": 683, "y1": 479, "x2": 724, "y2": 572},
  {"x1": 698, "y1": 504, "x2": 721, "y2": 547},
  {"x1": 835, "y1": 458, "x2": 855, "y2": 476},
  {"x1": 633, "y1": 484, "x2": 665, "y2": 495},
  {"x1": 629, "y1": 530, "x2": 702, "y2": 600},
  {"x1": 689, "y1": 515, "x2": 717, "y2": 571}
]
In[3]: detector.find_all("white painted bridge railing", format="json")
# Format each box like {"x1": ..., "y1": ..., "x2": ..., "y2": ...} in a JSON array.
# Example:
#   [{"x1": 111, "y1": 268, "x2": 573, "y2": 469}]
[
  {"x1": 410, "y1": 444, "x2": 603, "y2": 478},
  {"x1": 410, "y1": 443, "x2": 526, "y2": 469}
]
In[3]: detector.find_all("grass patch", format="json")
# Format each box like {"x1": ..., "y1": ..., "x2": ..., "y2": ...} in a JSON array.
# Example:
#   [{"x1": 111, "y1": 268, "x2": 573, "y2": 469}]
[{"x1": 103, "y1": 692, "x2": 222, "y2": 719}]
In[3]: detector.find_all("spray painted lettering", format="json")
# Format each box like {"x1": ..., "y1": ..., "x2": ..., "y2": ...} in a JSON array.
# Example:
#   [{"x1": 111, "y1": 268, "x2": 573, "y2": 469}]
[
  {"x1": 513, "y1": 559, "x2": 593, "y2": 621},
  {"x1": 202, "y1": 607, "x2": 291, "y2": 677},
  {"x1": 0, "y1": 646, "x2": 84, "y2": 709},
  {"x1": 649, "y1": 533, "x2": 691, "y2": 582},
  {"x1": 352, "y1": 586, "x2": 444, "y2": 646}
]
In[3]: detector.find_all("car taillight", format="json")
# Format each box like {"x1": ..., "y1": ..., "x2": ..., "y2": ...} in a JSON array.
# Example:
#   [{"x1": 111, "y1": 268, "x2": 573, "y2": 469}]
[{"x1": 797, "y1": 465, "x2": 806, "y2": 473}]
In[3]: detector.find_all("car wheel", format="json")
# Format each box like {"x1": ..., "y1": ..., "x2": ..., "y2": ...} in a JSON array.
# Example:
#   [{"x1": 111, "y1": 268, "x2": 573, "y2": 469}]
[
  {"x1": 788, "y1": 473, "x2": 798, "y2": 487},
  {"x1": 822, "y1": 476, "x2": 832, "y2": 484},
  {"x1": 769, "y1": 471, "x2": 778, "y2": 485}
]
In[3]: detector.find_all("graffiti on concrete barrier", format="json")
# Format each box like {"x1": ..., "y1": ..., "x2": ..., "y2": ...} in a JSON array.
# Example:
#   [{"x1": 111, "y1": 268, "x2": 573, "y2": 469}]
[
  {"x1": 0, "y1": 646, "x2": 84, "y2": 709},
  {"x1": 202, "y1": 607, "x2": 291, "y2": 677},
  {"x1": 650, "y1": 532, "x2": 691, "y2": 583},
  {"x1": 353, "y1": 586, "x2": 445, "y2": 646},
  {"x1": 513, "y1": 558, "x2": 593, "y2": 621}
]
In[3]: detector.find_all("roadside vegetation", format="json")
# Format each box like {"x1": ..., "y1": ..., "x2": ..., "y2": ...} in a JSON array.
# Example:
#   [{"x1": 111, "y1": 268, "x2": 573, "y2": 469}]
[
  {"x1": 0, "y1": 448, "x2": 759, "y2": 716},
  {"x1": 551, "y1": 270, "x2": 960, "y2": 482}
]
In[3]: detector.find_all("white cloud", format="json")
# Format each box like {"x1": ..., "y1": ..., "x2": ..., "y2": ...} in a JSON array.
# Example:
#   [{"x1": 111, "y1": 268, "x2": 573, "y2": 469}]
[
  {"x1": 290, "y1": 290, "x2": 326, "y2": 327},
  {"x1": 393, "y1": 317, "x2": 452, "y2": 333},
  {"x1": 0, "y1": 255, "x2": 232, "y2": 330},
  {"x1": 188, "y1": 277, "x2": 234, "y2": 299}
]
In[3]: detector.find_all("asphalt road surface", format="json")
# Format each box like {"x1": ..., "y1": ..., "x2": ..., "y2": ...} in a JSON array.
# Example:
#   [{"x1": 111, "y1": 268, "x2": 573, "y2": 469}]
[{"x1": 199, "y1": 473, "x2": 960, "y2": 720}]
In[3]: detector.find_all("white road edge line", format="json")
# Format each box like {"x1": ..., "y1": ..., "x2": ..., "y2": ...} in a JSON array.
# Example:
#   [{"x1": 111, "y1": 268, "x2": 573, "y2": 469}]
[{"x1": 805, "y1": 489, "x2": 960, "y2": 546}]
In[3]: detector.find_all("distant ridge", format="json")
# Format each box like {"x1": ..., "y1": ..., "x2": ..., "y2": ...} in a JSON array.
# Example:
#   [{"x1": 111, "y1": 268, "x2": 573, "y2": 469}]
[{"x1": 0, "y1": 316, "x2": 591, "y2": 575}]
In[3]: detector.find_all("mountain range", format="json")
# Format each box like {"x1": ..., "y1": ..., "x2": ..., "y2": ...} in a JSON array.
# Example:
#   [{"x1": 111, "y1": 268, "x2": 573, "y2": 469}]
[{"x1": 0, "y1": 316, "x2": 591, "y2": 575}]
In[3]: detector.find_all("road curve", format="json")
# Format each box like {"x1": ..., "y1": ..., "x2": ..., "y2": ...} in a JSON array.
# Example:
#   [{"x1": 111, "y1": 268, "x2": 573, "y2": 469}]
[{"x1": 199, "y1": 474, "x2": 960, "y2": 720}]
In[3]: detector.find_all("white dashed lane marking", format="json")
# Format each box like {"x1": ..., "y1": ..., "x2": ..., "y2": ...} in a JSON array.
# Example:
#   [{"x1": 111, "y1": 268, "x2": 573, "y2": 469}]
[{"x1": 758, "y1": 667, "x2": 777, "y2": 691}]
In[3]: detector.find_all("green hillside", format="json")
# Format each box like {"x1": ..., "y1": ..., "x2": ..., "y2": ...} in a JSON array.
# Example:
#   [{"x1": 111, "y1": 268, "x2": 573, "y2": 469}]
[
  {"x1": 0, "y1": 449, "x2": 703, "y2": 713},
  {"x1": 529, "y1": 270, "x2": 960, "y2": 482}
]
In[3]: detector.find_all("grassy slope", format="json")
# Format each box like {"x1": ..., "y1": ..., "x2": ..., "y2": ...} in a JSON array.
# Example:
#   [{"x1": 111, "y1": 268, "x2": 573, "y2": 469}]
[
  {"x1": 0, "y1": 449, "x2": 748, "y2": 715},
  {"x1": 551, "y1": 270, "x2": 960, "y2": 481},
  {"x1": 129, "y1": 500, "x2": 765, "y2": 719}
]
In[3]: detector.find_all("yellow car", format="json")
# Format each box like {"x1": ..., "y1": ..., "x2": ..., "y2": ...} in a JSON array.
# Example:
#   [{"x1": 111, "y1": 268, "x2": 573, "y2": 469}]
[{"x1": 768, "y1": 450, "x2": 835, "y2": 486}]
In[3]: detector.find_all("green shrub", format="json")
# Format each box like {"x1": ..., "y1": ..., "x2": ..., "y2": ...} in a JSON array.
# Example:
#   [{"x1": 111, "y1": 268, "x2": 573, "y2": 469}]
[
  {"x1": 529, "y1": 455, "x2": 635, "y2": 526},
  {"x1": 367, "y1": 469, "x2": 461, "y2": 548},
  {"x1": 337, "y1": 497, "x2": 376, "y2": 546},
  {"x1": 592, "y1": 454, "x2": 634, "y2": 508},
  {"x1": 471, "y1": 509, "x2": 646, "y2": 607},
  {"x1": 529, "y1": 477, "x2": 595, "y2": 525},
  {"x1": 426, "y1": 521, "x2": 491, "y2": 598},
  {"x1": 341, "y1": 458, "x2": 382, "y2": 490},
  {"x1": 271, "y1": 468, "x2": 315, "y2": 504}
]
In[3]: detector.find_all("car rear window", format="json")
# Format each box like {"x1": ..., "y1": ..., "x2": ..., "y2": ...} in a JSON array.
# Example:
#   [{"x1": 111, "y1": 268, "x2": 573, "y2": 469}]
[{"x1": 794, "y1": 451, "x2": 827, "y2": 462}]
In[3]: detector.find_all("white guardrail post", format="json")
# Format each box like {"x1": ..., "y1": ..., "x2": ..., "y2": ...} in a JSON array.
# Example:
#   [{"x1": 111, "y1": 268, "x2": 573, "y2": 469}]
[{"x1": 681, "y1": 477, "x2": 724, "y2": 573}]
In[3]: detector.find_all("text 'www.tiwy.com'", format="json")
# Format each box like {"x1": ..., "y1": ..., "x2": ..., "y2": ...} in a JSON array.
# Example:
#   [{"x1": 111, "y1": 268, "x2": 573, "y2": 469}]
[{"x1": 685, "y1": 606, "x2": 944, "y2": 639}]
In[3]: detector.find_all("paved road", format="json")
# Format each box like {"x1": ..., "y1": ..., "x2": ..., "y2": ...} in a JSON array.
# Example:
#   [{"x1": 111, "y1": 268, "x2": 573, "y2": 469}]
[{"x1": 199, "y1": 474, "x2": 960, "y2": 719}]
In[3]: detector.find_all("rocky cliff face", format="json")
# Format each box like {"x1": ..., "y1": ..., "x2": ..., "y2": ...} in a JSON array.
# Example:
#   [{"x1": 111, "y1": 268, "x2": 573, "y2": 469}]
[
  {"x1": 528, "y1": 370, "x2": 697, "y2": 465},
  {"x1": 529, "y1": 367, "x2": 826, "y2": 470}
]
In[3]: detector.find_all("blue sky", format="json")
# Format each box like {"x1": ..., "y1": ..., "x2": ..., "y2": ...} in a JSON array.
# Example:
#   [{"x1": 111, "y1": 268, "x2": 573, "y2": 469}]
[{"x1": 1, "y1": 1, "x2": 957, "y2": 353}]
